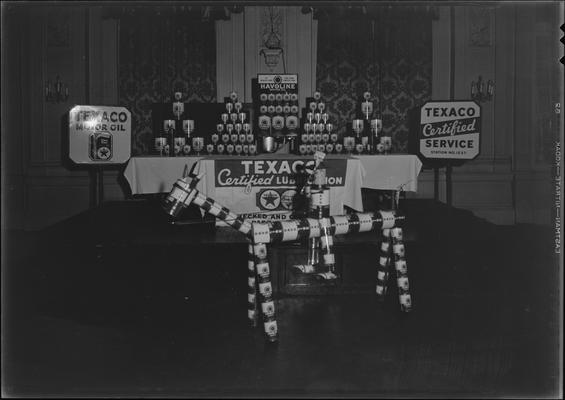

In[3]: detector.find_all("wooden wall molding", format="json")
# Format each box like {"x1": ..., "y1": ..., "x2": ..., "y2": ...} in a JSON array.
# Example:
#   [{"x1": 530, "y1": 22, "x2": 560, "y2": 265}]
[
  {"x1": 28, "y1": 7, "x2": 87, "y2": 166},
  {"x1": 216, "y1": 13, "x2": 245, "y2": 101},
  {"x1": 15, "y1": 7, "x2": 126, "y2": 230},
  {"x1": 431, "y1": 7, "x2": 451, "y2": 101},
  {"x1": 89, "y1": 8, "x2": 118, "y2": 105},
  {"x1": 412, "y1": 169, "x2": 515, "y2": 224},
  {"x1": 284, "y1": 7, "x2": 317, "y2": 107}
]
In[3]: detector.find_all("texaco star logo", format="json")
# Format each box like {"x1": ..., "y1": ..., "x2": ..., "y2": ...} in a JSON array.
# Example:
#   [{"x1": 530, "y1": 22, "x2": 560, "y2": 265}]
[
  {"x1": 259, "y1": 189, "x2": 280, "y2": 210},
  {"x1": 97, "y1": 147, "x2": 111, "y2": 160}
]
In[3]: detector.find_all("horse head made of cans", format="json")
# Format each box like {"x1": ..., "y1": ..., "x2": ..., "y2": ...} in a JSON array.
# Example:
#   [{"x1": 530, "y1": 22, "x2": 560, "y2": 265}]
[{"x1": 162, "y1": 156, "x2": 412, "y2": 343}]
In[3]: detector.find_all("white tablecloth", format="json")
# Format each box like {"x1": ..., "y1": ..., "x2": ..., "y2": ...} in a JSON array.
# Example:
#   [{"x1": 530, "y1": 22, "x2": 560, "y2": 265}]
[
  {"x1": 355, "y1": 154, "x2": 422, "y2": 192},
  {"x1": 123, "y1": 156, "x2": 206, "y2": 194},
  {"x1": 124, "y1": 155, "x2": 365, "y2": 215},
  {"x1": 123, "y1": 154, "x2": 422, "y2": 216}
]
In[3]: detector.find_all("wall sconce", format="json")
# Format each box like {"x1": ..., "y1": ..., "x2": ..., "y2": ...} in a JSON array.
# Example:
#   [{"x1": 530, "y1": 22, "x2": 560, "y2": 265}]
[
  {"x1": 45, "y1": 75, "x2": 69, "y2": 103},
  {"x1": 470, "y1": 75, "x2": 494, "y2": 103}
]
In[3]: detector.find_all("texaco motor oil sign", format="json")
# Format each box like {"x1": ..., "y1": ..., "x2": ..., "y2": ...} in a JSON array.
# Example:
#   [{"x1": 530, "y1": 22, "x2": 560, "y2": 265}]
[
  {"x1": 69, "y1": 105, "x2": 131, "y2": 164},
  {"x1": 419, "y1": 101, "x2": 481, "y2": 160}
]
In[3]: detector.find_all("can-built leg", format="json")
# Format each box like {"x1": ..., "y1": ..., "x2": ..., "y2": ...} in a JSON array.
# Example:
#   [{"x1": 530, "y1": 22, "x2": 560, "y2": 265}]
[
  {"x1": 317, "y1": 217, "x2": 337, "y2": 280},
  {"x1": 293, "y1": 237, "x2": 318, "y2": 274},
  {"x1": 376, "y1": 228, "x2": 392, "y2": 300},
  {"x1": 306, "y1": 237, "x2": 320, "y2": 269},
  {"x1": 253, "y1": 243, "x2": 279, "y2": 342},
  {"x1": 247, "y1": 242, "x2": 258, "y2": 327},
  {"x1": 391, "y1": 227, "x2": 412, "y2": 312}
]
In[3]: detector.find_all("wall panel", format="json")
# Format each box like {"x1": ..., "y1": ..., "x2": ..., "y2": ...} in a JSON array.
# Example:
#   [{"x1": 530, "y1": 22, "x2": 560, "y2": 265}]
[
  {"x1": 16, "y1": 6, "x2": 125, "y2": 230},
  {"x1": 2, "y1": 4, "x2": 27, "y2": 229}
]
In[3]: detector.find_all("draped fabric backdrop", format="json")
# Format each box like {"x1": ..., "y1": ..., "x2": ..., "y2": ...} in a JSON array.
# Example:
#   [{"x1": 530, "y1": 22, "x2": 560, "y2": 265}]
[
  {"x1": 119, "y1": 16, "x2": 216, "y2": 155},
  {"x1": 316, "y1": 8, "x2": 433, "y2": 153}
]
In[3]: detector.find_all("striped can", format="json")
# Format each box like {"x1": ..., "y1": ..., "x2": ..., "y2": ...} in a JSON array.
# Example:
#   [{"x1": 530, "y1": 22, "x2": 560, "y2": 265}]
[
  {"x1": 253, "y1": 243, "x2": 279, "y2": 342},
  {"x1": 247, "y1": 242, "x2": 258, "y2": 326},
  {"x1": 375, "y1": 228, "x2": 393, "y2": 300},
  {"x1": 390, "y1": 227, "x2": 412, "y2": 312}
]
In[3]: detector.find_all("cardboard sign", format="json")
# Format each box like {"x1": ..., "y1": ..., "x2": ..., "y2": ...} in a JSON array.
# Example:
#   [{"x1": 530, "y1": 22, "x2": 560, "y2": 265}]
[
  {"x1": 212, "y1": 156, "x2": 349, "y2": 223},
  {"x1": 69, "y1": 105, "x2": 131, "y2": 164},
  {"x1": 253, "y1": 74, "x2": 300, "y2": 140},
  {"x1": 257, "y1": 74, "x2": 298, "y2": 92},
  {"x1": 418, "y1": 101, "x2": 481, "y2": 161}
]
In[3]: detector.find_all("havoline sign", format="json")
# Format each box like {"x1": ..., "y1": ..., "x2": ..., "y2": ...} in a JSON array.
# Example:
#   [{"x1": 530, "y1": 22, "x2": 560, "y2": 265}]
[{"x1": 419, "y1": 101, "x2": 481, "y2": 161}]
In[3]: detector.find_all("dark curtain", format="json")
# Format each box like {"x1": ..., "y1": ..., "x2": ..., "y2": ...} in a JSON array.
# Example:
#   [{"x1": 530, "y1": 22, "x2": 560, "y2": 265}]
[
  {"x1": 316, "y1": 7, "x2": 433, "y2": 152},
  {"x1": 119, "y1": 16, "x2": 216, "y2": 155}
]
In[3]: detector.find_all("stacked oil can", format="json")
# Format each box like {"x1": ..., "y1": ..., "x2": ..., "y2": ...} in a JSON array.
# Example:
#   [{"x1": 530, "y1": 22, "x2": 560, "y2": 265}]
[
  {"x1": 254, "y1": 75, "x2": 301, "y2": 154},
  {"x1": 210, "y1": 91, "x2": 257, "y2": 156},
  {"x1": 154, "y1": 92, "x2": 198, "y2": 156},
  {"x1": 297, "y1": 91, "x2": 339, "y2": 156}
]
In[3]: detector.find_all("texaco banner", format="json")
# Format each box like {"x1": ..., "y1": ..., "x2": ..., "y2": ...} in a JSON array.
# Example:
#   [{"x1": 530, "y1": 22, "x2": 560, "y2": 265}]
[{"x1": 211, "y1": 157, "x2": 348, "y2": 223}]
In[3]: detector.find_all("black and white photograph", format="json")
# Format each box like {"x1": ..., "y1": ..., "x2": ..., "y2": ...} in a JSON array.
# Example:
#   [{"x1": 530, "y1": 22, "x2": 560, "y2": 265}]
[{"x1": 1, "y1": 0, "x2": 563, "y2": 397}]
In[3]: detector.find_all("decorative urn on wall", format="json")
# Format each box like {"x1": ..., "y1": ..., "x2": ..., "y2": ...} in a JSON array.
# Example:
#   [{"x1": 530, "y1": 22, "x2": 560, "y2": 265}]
[{"x1": 260, "y1": 6, "x2": 284, "y2": 71}]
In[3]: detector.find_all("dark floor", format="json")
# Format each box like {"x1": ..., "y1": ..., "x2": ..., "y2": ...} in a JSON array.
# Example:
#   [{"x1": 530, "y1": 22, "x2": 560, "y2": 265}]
[{"x1": 2, "y1": 199, "x2": 562, "y2": 398}]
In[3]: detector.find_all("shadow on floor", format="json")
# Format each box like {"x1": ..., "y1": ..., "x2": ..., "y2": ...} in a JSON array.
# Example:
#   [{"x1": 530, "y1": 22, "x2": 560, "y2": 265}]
[{"x1": 2, "y1": 199, "x2": 561, "y2": 398}]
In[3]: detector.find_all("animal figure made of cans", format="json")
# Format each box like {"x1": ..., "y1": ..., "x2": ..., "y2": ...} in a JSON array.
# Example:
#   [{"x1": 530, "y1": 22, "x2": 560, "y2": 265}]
[{"x1": 163, "y1": 152, "x2": 412, "y2": 342}]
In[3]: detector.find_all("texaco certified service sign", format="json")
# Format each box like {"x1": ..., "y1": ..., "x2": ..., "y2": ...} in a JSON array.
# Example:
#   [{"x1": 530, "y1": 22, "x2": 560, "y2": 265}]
[
  {"x1": 419, "y1": 101, "x2": 481, "y2": 160},
  {"x1": 69, "y1": 105, "x2": 131, "y2": 164}
]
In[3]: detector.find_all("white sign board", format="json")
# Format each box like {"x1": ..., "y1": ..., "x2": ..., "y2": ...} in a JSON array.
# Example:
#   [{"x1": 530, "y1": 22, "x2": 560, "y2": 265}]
[
  {"x1": 419, "y1": 101, "x2": 481, "y2": 160},
  {"x1": 257, "y1": 74, "x2": 298, "y2": 88},
  {"x1": 69, "y1": 105, "x2": 131, "y2": 164}
]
